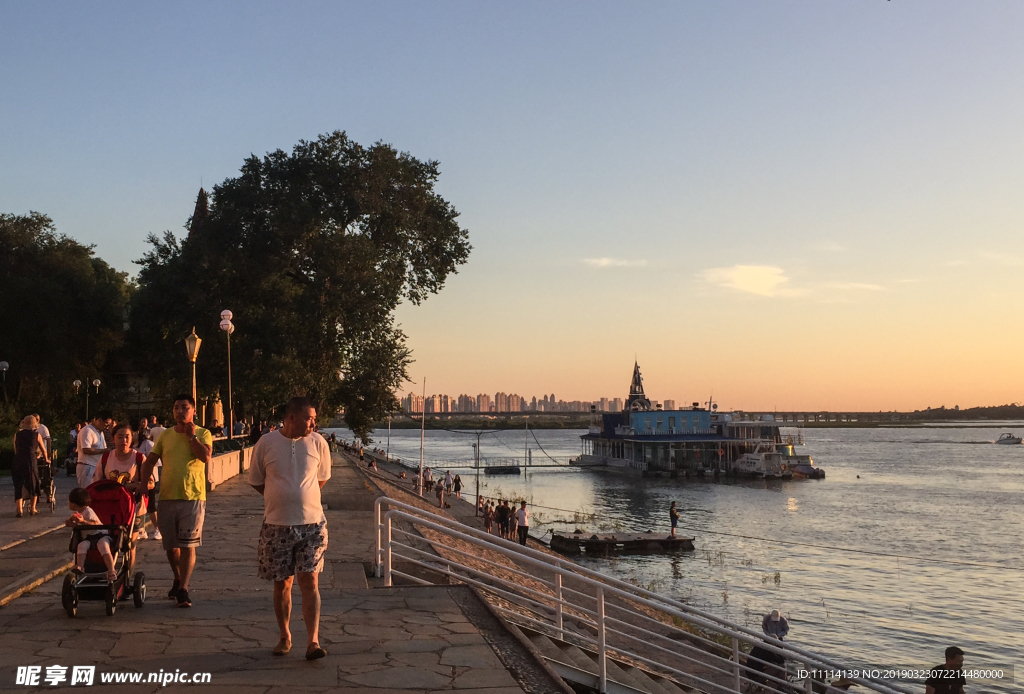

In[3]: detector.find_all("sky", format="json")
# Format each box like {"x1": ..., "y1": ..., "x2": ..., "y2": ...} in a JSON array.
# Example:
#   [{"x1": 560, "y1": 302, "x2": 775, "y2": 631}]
[{"x1": 3, "y1": 1, "x2": 1024, "y2": 411}]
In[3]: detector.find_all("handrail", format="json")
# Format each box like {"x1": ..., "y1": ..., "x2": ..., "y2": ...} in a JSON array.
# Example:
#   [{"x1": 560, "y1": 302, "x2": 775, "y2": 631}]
[{"x1": 373, "y1": 496, "x2": 914, "y2": 694}]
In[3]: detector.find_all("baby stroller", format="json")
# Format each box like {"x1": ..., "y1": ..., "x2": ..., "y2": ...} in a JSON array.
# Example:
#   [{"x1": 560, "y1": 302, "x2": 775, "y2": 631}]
[
  {"x1": 61, "y1": 480, "x2": 147, "y2": 617},
  {"x1": 37, "y1": 459, "x2": 56, "y2": 512}
]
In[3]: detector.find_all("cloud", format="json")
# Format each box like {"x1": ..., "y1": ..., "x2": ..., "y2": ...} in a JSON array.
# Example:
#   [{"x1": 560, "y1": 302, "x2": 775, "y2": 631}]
[
  {"x1": 700, "y1": 265, "x2": 797, "y2": 297},
  {"x1": 582, "y1": 258, "x2": 648, "y2": 268},
  {"x1": 815, "y1": 241, "x2": 847, "y2": 252},
  {"x1": 978, "y1": 251, "x2": 1024, "y2": 267},
  {"x1": 823, "y1": 282, "x2": 884, "y2": 291}
]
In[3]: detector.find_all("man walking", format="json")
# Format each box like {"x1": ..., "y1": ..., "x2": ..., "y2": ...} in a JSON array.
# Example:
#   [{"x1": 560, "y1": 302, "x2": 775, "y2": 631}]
[
  {"x1": 249, "y1": 396, "x2": 331, "y2": 661},
  {"x1": 76, "y1": 412, "x2": 111, "y2": 488},
  {"x1": 138, "y1": 395, "x2": 212, "y2": 608},
  {"x1": 515, "y1": 501, "x2": 530, "y2": 546}
]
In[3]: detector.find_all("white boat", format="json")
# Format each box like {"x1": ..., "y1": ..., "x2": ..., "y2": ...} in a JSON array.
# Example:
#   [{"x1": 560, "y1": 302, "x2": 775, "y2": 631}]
[
  {"x1": 995, "y1": 433, "x2": 1022, "y2": 445},
  {"x1": 732, "y1": 450, "x2": 793, "y2": 479}
]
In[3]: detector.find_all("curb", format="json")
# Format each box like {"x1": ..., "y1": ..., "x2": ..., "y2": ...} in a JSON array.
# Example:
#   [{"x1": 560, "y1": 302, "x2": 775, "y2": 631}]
[
  {"x1": 0, "y1": 523, "x2": 66, "y2": 552},
  {"x1": 0, "y1": 559, "x2": 74, "y2": 607}
]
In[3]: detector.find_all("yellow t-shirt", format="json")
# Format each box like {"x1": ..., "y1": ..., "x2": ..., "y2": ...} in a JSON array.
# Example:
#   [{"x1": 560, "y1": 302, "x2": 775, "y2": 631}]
[{"x1": 152, "y1": 426, "x2": 213, "y2": 501}]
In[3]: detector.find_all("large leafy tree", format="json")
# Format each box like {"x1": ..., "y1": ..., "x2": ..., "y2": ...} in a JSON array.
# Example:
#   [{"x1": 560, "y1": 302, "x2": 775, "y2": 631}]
[
  {"x1": 131, "y1": 131, "x2": 470, "y2": 440},
  {"x1": 0, "y1": 212, "x2": 132, "y2": 421}
]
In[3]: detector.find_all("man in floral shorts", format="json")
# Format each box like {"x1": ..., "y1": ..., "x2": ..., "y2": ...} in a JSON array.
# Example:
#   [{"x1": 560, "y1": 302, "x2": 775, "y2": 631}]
[{"x1": 249, "y1": 396, "x2": 331, "y2": 660}]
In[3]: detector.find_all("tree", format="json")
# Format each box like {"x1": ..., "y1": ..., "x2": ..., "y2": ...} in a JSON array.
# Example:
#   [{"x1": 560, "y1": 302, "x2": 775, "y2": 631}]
[
  {"x1": 0, "y1": 212, "x2": 132, "y2": 422},
  {"x1": 131, "y1": 131, "x2": 471, "y2": 440}
]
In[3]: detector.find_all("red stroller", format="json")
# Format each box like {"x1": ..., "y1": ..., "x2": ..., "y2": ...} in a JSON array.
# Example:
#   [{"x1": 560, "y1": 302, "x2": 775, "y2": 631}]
[{"x1": 61, "y1": 480, "x2": 147, "y2": 617}]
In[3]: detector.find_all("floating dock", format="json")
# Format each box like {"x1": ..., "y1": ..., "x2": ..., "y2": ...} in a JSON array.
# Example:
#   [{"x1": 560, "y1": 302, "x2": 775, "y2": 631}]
[
  {"x1": 550, "y1": 531, "x2": 695, "y2": 556},
  {"x1": 484, "y1": 465, "x2": 521, "y2": 475}
]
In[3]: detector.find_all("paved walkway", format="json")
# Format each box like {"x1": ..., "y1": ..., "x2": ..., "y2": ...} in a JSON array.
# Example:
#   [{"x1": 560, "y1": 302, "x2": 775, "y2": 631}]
[{"x1": 0, "y1": 454, "x2": 567, "y2": 694}]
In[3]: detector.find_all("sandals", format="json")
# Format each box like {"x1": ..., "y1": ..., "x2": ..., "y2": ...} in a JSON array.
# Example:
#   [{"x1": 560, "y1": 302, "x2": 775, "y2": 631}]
[
  {"x1": 273, "y1": 638, "x2": 292, "y2": 656},
  {"x1": 305, "y1": 642, "x2": 327, "y2": 660}
]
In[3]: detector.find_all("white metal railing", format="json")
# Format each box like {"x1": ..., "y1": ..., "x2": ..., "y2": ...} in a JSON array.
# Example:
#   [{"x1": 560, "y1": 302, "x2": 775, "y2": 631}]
[{"x1": 373, "y1": 497, "x2": 914, "y2": 694}]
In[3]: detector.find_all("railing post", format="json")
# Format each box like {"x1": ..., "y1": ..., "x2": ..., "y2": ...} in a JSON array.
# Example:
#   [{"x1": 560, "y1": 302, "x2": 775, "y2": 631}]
[
  {"x1": 383, "y1": 512, "x2": 393, "y2": 587},
  {"x1": 374, "y1": 498, "x2": 383, "y2": 577},
  {"x1": 596, "y1": 586, "x2": 606, "y2": 694},
  {"x1": 732, "y1": 636, "x2": 741, "y2": 692},
  {"x1": 804, "y1": 663, "x2": 813, "y2": 693},
  {"x1": 554, "y1": 564, "x2": 563, "y2": 632}
]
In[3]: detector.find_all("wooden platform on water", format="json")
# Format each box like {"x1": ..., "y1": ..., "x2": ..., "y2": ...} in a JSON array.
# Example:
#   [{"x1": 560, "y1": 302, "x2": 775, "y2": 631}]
[{"x1": 550, "y1": 531, "x2": 695, "y2": 556}]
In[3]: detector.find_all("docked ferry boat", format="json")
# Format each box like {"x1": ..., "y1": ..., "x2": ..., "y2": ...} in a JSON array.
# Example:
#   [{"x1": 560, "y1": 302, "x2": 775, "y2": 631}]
[{"x1": 577, "y1": 362, "x2": 824, "y2": 478}]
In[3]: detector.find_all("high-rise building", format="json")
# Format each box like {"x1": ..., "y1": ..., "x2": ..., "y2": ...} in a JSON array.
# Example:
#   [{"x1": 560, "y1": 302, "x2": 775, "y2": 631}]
[
  {"x1": 440, "y1": 394, "x2": 451, "y2": 413},
  {"x1": 424, "y1": 394, "x2": 440, "y2": 413},
  {"x1": 494, "y1": 392, "x2": 509, "y2": 412},
  {"x1": 477, "y1": 393, "x2": 492, "y2": 413},
  {"x1": 663, "y1": 399, "x2": 676, "y2": 410},
  {"x1": 530, "y1": 396, "x2": 537, "y2": 411},
  {"x1": 611, "y1": 398, "x2": 623, "y2": 412},
  {"x1": 402, "y1": 392, "x2": 424, "y2": 413},
  {"x1": 599, "y1": 397, "x2": 609, "y2": 412},
  {"x1": 509, "y1": 394, "x2": 523, "y2": 412},
  {"x1": 458, "y1": 394, "x2": 476, "y2": 412}
]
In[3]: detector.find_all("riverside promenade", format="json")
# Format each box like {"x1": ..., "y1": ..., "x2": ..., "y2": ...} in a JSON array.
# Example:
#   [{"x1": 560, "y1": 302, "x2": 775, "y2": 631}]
[{"x1": 0, "y1": 453, "x2": 568, "y2": 694}]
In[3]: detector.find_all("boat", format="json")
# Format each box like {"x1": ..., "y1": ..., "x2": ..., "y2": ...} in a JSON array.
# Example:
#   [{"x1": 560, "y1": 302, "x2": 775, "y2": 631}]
[
  {"x1": 550, "y1": 530, "x2": 695, "y2": 556},
  {"x1": 578, "y1": 361, "x2": 826, "y2": 479},
  {"x1": 484, "y1": 465, "x2": 521, "y2": 475},
  {"x1": 733, "y1": 450, "x2": 794, "y2": 479},
  {"x1": 995, "y1": 433, "x2": 1022, "y2": 445}
]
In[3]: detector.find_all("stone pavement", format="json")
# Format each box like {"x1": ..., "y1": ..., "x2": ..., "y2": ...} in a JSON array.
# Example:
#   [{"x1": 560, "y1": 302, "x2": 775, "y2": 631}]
[{"x1": 0, "y1": 454, "x2": 568, "y2": 694}]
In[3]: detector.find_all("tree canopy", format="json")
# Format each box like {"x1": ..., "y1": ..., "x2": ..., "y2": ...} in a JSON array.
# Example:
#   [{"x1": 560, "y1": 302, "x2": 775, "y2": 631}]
[
  {"x1": 0, "y1": 212, "x2": 132, "y2": 417},
  {"x1": 131, "y1": 131, "x2": 471, "y2": 439}
]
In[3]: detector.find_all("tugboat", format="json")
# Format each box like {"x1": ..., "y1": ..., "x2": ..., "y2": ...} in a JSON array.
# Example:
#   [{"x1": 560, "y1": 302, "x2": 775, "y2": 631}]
[{"x1": 995, "y1": 433, "x2": 1022, "y2": 445}]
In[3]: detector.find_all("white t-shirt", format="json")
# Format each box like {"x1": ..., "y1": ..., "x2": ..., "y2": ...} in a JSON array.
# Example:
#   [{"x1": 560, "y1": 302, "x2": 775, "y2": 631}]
[
  {"x1": 148, "y1": 425, "x2": 166, "y2": 441},
  {"x1": 93, "y1": 450, "x2": 141, "y2": 484},
  {"x1": 69, "y1": 428, "x2": 79, "y2": 443},
  {"x1": 79, "y1": 506, "x2": 108, "y2": 536},
  {"x1": 77, "y1": 424, "x2": 106, "y2": 467},
  {"x1": 37, "y1": 424, "x2": 51, "y2": 440},
  {"x1": 248, "y1": 431, "x2": 331, "y2": 526},
  {"x1": 515, "y1": 508, "x2": 530, "y2": 527}
]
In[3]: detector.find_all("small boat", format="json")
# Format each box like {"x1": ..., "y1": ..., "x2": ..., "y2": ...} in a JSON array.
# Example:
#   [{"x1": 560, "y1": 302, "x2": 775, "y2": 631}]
[
  {"x1": 484, "y1": 465, "x2": 521, "y2": 475},
  {"x1": 995, "y1": 433, "x2": 1022, "y2": 445},
  {"x1": 550, "y1": 530, "x2": 695, "y2": 556},
  {"x1": 732, "y1": 451, "x2": 794, "y2": 480}
]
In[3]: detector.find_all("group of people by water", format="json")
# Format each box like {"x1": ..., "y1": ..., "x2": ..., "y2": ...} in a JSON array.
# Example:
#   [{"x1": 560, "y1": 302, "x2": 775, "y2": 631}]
[{"x1": 478, "y1": 497, "x2": 530, "y2": 545}]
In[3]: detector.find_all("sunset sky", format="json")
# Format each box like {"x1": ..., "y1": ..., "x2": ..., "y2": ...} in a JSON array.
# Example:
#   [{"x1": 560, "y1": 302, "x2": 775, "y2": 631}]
[{"x1": 3, "y1": 2, "x2": 1024, "y2": 411}]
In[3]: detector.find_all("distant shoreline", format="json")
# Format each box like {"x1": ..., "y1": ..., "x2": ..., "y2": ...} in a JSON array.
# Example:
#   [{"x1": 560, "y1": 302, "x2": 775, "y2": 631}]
[{"x1": 326, "y1": 414, "x2": 1024, "y2": 432}]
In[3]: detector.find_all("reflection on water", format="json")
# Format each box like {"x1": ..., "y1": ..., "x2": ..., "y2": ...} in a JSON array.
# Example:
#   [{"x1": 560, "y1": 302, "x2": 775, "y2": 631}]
[{"x1": 328, "y1": 424, "x2": 1024, "y2": 693}]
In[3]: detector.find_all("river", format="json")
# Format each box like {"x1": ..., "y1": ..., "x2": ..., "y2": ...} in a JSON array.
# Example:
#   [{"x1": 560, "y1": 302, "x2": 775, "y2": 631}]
[{"x1": 326, "y1": 423, "x2": 1023, "y2": 693}]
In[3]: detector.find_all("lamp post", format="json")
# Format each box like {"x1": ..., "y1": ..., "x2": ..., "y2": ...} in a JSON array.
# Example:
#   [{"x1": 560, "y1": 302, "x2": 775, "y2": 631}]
[
  {"x1": 74, "y1": 379, "x2": 101, "y2": 420},
  {"x1": 184, "y1": 327, "x2": 202, "y2": 406},
  {"x1": 219, "y1": 311, "x2": 235, "y2": 439},
  {"x1": 0, "y1": 361, "x2": 8, "y2": 402}
]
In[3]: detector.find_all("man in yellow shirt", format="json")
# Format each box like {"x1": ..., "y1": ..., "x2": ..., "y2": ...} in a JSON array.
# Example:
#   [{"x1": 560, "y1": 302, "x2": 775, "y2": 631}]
[{"x1": 138, "y1": 394, "x2": 212, "y2": 608}]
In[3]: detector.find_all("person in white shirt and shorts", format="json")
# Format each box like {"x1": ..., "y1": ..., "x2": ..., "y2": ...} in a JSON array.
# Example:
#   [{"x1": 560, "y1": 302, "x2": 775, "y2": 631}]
[{"x1": 249, "y1": 396, "x2": 331, "y2": 661}]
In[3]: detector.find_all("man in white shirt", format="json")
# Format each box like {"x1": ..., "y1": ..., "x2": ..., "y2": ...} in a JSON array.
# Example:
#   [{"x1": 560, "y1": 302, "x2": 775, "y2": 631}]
[
  {"x1": 77, "y1": 412, "x2": 111, "y2": 488},
  {"x1": 515, "y1": 501, "x2": 530, "y2": 546},
  {"x1": 148, "y1": 416, "x2": 166, "y2": 443},
  {"x1": 249, "y1": 396, "x2": 331, "y2": 661}
]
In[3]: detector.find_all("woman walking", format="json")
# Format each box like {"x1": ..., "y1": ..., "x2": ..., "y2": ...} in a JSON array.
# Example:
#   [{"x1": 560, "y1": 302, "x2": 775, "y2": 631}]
[
  {"x1": 453, "y1": 474, "x2": 462, "y2": 499},
  {"x1": 93, "y1": 423, "x2": 146, "y2": 568},
  {"x1": 13, "y1": 415, "x2": 47, "y2": 517}
]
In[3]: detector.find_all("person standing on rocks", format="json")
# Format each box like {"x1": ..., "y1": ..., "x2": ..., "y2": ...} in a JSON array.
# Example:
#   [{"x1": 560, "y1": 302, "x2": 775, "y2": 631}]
[
  {"x1": 248, "y1": 396, "x2": 331, "y2": 661},
  {"x1": 137, "y1": 395, "x2": 212, "y2": 609}
]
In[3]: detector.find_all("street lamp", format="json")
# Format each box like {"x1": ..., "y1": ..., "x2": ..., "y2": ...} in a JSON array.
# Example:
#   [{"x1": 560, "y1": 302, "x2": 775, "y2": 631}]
[
  {"x1": 184, "y1": 327, "x2": 202, "y2": 406},
  {"x1": 219, "y1": 310, "x2": 235, "y2": 439},
  {"x1": 74, "y1": 378, "x2": 100, "y2": 420},
  {"x1": 0, "y1": 361, "x2": 8, "y2": 401}
]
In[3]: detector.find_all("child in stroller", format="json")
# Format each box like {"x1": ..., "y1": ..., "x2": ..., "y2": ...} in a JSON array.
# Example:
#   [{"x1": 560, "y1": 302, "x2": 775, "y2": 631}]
[
  {"x1": 66, "y1": 487, "x2": 117, "y2": 581},
  {"x1": 61, "y1": 482, "x2": 146, "y2": 617}
]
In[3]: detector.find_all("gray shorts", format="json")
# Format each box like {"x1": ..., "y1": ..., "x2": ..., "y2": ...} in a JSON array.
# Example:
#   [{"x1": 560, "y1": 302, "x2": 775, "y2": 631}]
[
  {"x1": 158, "y1": 499, "x2": 206, "y2": 549},
  {"x1": 257, "y1": 520, "x2": 328, "y2": 581}
]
